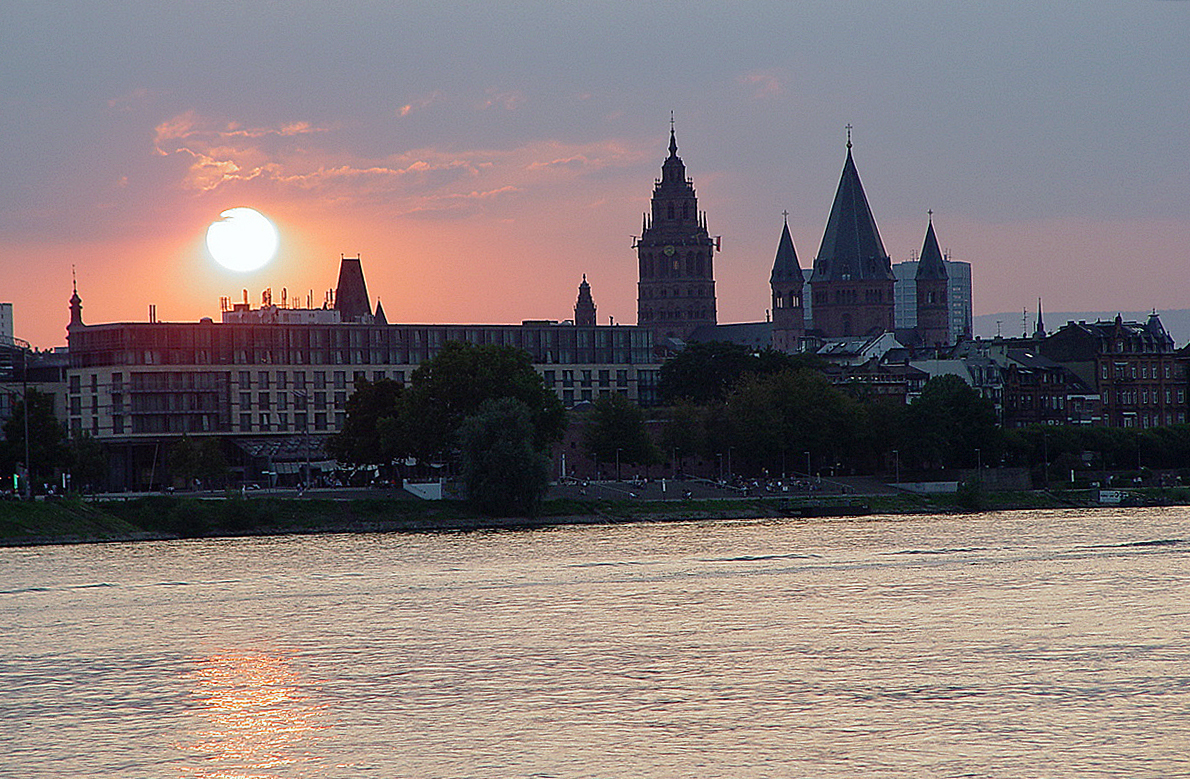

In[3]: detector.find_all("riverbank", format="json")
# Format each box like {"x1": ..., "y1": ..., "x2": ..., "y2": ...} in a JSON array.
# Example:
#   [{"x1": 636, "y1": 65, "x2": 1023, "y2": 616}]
[{"x1": 3, "y1": 485, "x2": 1189, "y2": 547}]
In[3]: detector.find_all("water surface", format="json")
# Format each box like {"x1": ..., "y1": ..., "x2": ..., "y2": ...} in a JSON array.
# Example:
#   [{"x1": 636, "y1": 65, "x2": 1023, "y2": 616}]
[{"x1": 3, "y1": 507, "x2": 1188, "y2": 778}]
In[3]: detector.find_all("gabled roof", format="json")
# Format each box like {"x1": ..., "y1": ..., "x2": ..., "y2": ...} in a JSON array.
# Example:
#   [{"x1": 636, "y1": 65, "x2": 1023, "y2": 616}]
[
  {"x1": 770, "y1": 218, "x2": 804, "y2": 285},
  {"x1": 915, "y1": 218, "x2": 948, "y2": 281},
  {"x1": 811, "y1": 146, "x2": 893, "y2": 283}
]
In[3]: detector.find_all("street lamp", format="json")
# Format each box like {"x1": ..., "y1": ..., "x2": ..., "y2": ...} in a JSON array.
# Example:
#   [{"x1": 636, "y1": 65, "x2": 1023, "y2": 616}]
[
  {"x1": 291, "y1": 389, "x2": 312, "y2": 490},
  {"x1": 3, "y1": 337, "x2": 32, "y2": 500},
  {"x1": 615, "y1": 447, "x2": 622, "y2": 481},
  {"x1": 804, "y1": 450, "x2": 811, "y2": 478}
]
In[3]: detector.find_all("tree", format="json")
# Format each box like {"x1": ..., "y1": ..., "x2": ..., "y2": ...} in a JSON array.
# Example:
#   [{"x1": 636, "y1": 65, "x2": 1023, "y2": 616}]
[
  {"x1": 403, "y1": 342, "x2": 566, "y2": 460},
  {"x1": 905, "y1": 375, "x2": 999, "y2": 469},
  {"x1": 68, "y1": 433, "x2": 108, "y2": 492},
  {"x1": 658, "y1": 342, "x2": 817, "y2": 404},
  {"x1": 582, "y1": 393, "x2": 659, "y2": 474},
  {"x1": 458, "y1": 398, "x2": 551, "y2": 516},
  {"x1": 0, "y1": 388, "x2": 70, "y2": 489},
  {"x1": 719, "y1": 368, "x2": 865, "y2": 477},
  {"x1": 326, "y1": 378, "x2": 406, "y2": 466},
  {"x1": 166, "y1": 436, "x2": 229, "y2": 488}
]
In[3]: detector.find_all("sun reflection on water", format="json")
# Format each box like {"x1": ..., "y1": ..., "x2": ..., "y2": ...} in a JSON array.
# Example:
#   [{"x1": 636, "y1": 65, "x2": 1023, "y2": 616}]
[{"x1": 179, "y1": 650, "x2": 327, "y2": 778}]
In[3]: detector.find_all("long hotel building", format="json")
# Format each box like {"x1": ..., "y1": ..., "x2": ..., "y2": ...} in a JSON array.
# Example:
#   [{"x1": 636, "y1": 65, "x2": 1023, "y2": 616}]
[{"x1": 65, "y1": 257, "x2": 659, "y2": 486}]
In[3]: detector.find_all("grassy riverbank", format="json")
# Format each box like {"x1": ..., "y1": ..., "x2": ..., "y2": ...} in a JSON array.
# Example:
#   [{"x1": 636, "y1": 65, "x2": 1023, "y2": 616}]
[{"x1": 3, "y1": 485, "x2": 1189, "y2": 547}]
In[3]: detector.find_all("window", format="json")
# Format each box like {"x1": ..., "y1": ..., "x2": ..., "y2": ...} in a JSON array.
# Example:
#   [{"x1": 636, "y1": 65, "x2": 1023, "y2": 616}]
[
  {"x1": 239, "y1": 413, "x2": 252, "y2": 430},
  {"x1": 334, "y1": 371, "x2": 346, "y2": 389},
  {"x1": 258, "y1": 372, "x2": 270, "y2": 389}
]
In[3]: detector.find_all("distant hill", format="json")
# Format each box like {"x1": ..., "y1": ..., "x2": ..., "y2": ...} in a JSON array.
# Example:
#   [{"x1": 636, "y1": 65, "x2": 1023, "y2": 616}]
[{"x1": 974, "y1": 310, "x2": 1190, "y2": 348}]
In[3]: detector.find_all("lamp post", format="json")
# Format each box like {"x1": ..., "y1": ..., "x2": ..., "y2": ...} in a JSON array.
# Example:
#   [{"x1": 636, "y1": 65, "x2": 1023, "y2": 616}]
[
  {"x1": 291, "y1": 389, "x2": 311, "y2": 491},
  {"x1": 975, "y1": 447, "x2": 982, "y2": 479},
  {"x1": 804, "y1": 450, "x2": 811, "y2": 478},
  {"x1": 615, "y1": 447, "x2": 622, "y2": 481},
  {"x1": 892, "y1": 449, "x2": 899, "y2": 487},
  {"x1": 3, "y1": 337, "x2": 32, "y2": 500}
]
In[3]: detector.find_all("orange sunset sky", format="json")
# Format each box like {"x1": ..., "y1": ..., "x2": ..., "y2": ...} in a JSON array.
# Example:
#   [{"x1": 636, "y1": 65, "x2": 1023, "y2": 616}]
[{"x1": 3, "y1": 2, "x2": 1189, "y2": 349}]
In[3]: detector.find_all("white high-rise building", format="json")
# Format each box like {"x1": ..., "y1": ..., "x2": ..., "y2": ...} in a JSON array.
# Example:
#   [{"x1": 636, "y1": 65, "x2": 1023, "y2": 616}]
[{"x1": 893, "y1": 260, "x2": 972, "y2": 344}]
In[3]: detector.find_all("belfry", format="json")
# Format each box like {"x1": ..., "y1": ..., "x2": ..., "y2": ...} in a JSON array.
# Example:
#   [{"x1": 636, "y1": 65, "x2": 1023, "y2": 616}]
[{"x1": 635, "y1": 120, "x2": 718, "y2": 347}]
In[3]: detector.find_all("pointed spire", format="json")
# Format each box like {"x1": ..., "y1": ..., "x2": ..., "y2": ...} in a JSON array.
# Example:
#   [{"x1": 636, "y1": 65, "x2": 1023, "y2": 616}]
[
  {"x1": 915, "y1": 216, "x2": 948, "y2": 281},
  {"x1": 68, "y1": 269, "x2": 83, "y2": 329},
  {"x1": 1033, "y1": 298, "x2": 1046, "y2": 339},
  {"x1": 374, "y1": 298, "x2": 388, "y2": 326},
  {"x1": 811, "y1": 141, "x2": 893, "y2": 282},
  {"x1": 669, "y1": 111, "x2": 678, "y2": 157},
  {"x1": 770, "y1": 212, "x2": 804, "y2": 285}
]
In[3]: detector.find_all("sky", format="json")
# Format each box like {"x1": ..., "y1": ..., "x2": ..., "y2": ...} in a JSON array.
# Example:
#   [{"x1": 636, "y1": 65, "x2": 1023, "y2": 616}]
[{"x1": 3, "y1": 1, "x2": 1189, "y2": 349}]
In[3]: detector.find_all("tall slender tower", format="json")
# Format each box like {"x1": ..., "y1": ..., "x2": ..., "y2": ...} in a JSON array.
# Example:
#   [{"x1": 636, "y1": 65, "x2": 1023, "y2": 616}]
[
  {"x1": 914, "y1": 212, "x2": 950, "y2": 348},
  {"x1": 770, "y1": 212, "x2": 805, "y2": 352},
  {"x1": 809, "y1": 130, "x2": 895, "y2": 337},
  {"x1": 636, "y1": 121, "x2": 717, "y2": 346},
  {"x1": 574, "y1": 274, "x2": 596, "y2": 326}
]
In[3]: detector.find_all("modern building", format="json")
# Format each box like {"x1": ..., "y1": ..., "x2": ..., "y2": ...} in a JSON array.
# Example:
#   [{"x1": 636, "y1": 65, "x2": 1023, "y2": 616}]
[
  {"x1": 65, "y1": 259, "x2": 660, "y2": 488},
  {"x1": 893, "y1": 258, "x2": 972, "y2": 346},
  {"x1": 635, "y1": 123, "x2": 718, "y2": 348}
]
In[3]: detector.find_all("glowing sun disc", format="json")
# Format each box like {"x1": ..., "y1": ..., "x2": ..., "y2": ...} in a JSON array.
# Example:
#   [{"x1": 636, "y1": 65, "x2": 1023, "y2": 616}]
[{"x1": 206, "y1": 207, "x2": 279, "y2": 272}]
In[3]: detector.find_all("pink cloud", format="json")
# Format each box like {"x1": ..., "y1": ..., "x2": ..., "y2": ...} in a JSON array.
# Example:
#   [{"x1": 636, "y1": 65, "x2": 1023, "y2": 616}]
[{"x1": 740, "y1": 70, "x2": 784, "y2": 100}]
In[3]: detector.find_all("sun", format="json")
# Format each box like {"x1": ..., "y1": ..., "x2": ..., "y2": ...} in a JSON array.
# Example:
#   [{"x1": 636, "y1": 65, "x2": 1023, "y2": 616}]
[{"x1": 206, "y1": 207, "x2": 279, "y2": 272}]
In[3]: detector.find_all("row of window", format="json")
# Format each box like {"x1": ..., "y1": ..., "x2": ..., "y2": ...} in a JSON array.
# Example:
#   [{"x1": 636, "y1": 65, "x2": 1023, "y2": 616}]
[
  {"x1": 1111, "y1": 388, "x2": 1186, "y2": 406},
  {"x1": 1102, "y1": 362, "x2": 1185, "y2": 380}
]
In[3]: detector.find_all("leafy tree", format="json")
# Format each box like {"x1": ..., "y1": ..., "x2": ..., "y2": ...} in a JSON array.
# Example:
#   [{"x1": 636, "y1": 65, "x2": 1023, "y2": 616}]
[
  {"x1": 582, "y1": 393, "x2": 659, "y2": 473},
  {"x1": 403, "y1": 342, "x2": 566, "y2": 459},
  {"x1": 327, "y1": 378, "x2": 406, "y2": 466},
  {"x1": 68, "y1": 433, "x2": 108, "y2": 492},
  {"x1": 905, "y1": 375, "x2": 999, "y2": 469},
  {"x1": 658, "y1": 342, "x2": 818, "y2": 404},
  {"x1": 0, "y1": 388, "x2": 70, "y2": 488},
  {"x1": 719, "y1": 368, "x2": 865, "y2": 477},
  {"x1": 166, "y1": 436, "x2": 229, "y2": 488},
  {"x1": 458, "y1": 398, "x2": 551, "y2": 516},
  {"x1": 660, "y1": 400, "x2": 709, "y2": 473}
]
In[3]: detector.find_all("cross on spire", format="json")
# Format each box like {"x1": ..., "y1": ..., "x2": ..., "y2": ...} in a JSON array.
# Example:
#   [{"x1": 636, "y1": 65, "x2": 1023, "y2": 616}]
[
  {"x1": 927, "y1": 208, "x2": 933, "y2": 223},
  {"x1": 782, "y1": 209, "x2": 789, "y2": 222},
  {"x1": 845, "y1": 123, "x2": 853, "y2": 149}
]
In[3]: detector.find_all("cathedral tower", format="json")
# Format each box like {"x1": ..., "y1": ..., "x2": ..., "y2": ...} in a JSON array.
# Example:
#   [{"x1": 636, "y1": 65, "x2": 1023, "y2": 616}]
[
  {"x1": 636, "y1": 122, "x2": 717, "y2": 346},
  {"x1": 809, "y1": 133, "x2": 895, "y2": 337},
  {"x1": 914, "y1": 213, "x2": 950, "y2": 348},
  {"x1": 770, "y1": 212, "x2": 805, "y2": 352}
]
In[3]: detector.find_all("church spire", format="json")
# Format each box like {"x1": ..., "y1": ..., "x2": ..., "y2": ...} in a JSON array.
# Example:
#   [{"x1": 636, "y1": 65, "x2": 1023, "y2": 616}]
[
  {"x1": 668, "y1": 111, "x2": 678, "y2": 157},
  {"x1": 770, "y1": 211, "x2": 803, "y2": 285},
  {"x1": 1033, "y1": 298, "x2": 1046, "y2": 339},
  {"x1": 915, "y1": 214, "x2": 948, "y2": 281},
  {"x1": 68, "y1": 267, "x2": 83, "y2": 330},
  {"x1": 811, "y1": 135, "x2": 893, "y2": 283}
]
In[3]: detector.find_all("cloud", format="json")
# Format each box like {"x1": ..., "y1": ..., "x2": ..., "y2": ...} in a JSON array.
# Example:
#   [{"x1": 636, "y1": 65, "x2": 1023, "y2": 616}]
[
  {"x1": 480, "y1": 88, "x2": 525, "y2": 111},
  {"x1": 739, "y1": 70, "x2": 785, "y2": 100},
  {"x1": 397, "y1": 91, "x2": 443, "y2": 117},
  {"x1": 148, "y1": 110, "x2": 646, "y2": 219}
]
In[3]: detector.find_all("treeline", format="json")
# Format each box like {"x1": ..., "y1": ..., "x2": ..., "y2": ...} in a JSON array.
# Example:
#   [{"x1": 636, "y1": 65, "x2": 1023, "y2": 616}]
[{"x1": 586, "y1": 342, "x2": 1190, "y2": 480}]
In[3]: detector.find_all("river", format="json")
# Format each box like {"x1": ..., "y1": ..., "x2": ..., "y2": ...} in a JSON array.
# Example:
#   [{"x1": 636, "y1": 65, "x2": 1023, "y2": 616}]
[{"x1": 2, "y1": 507, "x2": 1189, "y2": 778}]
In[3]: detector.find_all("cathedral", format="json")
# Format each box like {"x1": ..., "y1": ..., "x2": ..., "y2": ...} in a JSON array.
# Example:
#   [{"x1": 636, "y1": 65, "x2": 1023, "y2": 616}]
[{"x1": 631, "y1": 124, "x2": 954, "y2": 353}]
